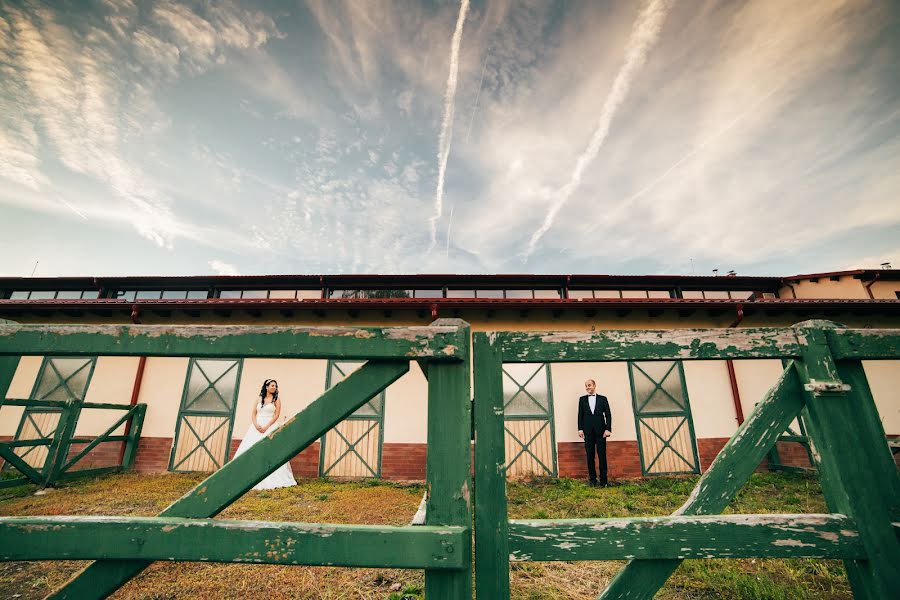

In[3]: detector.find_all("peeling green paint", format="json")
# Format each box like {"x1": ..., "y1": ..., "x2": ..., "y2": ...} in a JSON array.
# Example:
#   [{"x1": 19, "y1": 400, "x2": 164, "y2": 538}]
[{"x1": 0, "y1": 516, "x2": 467, "y2": 569}]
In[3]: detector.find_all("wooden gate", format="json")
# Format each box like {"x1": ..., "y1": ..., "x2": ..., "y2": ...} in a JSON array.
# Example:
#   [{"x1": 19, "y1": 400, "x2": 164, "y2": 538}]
[
  {"x1": 628, "y1": 361, "x2": 699, "y2": 475},
  {"x1": 169, "y1": 358, "x2": 241, "y2": 472},
  {"x1": 5, "y1": 357, "x2": 95, "y2": 472},
  {"x1": 473, "y1": 322, "x2": 900, "y2": 599},
  {"x1": 502, "y1": 362, "x2": 556, "y2": 477},
  {"x1": 0, "y1": 320, "x2": 472, "y2": 600},
  {"x1": 319, "y1": 360, "x2": 384, "y2": 478}
]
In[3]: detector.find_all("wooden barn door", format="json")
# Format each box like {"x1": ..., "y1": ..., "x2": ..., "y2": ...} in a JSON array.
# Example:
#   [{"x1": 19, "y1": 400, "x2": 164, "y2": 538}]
[
  {"x1": 169, "y1": 359, "x2": 241, "y2": 473},
  {"x1": 319, "y1": 361, "x2": 384, "y2": 479},
  {"x1": 628, "y1": 361, "x2": 700, "y2": 475},
  {"x1": 502, "y1": 362, "x2": 557, "y2": 478}
]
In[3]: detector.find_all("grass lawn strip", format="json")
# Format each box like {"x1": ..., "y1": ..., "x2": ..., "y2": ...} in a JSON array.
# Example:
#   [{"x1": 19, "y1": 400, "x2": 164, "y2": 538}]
[{"x1": 0, "y1": 472, "x2": 849, "y2": 599}]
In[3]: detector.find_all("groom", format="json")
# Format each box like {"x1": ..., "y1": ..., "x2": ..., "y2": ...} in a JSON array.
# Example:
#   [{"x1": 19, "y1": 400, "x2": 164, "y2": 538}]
[{"x1": 577, "y1": 378, "x2": 612, "y2": 486}]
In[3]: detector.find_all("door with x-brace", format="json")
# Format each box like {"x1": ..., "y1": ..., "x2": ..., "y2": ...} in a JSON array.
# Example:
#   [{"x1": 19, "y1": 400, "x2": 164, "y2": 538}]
[
  {"x1": 319, "y1": 361, "x2": 385, "y2": 479},
  {"x1": 502, "y1": 362, "x2": 557, "y2": 478},
  {"x1": 4, "y1": 357, "x2": 96, "y2": 472},
  {"x1": 628, "y1": 360, "x2": 700, "y2": 475},
  {"x1": 169, "y1": 358, "x2": 242, "y2": 473}
]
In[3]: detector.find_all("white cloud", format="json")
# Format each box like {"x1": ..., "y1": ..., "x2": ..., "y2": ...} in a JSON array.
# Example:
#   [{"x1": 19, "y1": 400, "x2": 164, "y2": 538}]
[
  {"x1": 450, "y1": 0, "x2": 899, "y2": 273},
  {"x1": 305, "y1": 0, "x2": 484, "y2": 116},
  {"x1": 209, "y1": 259, "x2": 240, "y2": 276},
  {"x1": 396, "y1": 89, "x2": 414, "y2": 114},
  {"x1": 1, "y1": 0, "x2": 896, "y2": 277},
  {"x1": 227, "y1": 49, "x2": 321, "y2": 122},
  {"x1": 0, "y1": 2, "x2": 282, "y2": 249},
  {"x1": 839, "y1": 251, "x2": 900, "y2": 272},
  {"x1": 0, "y1": 14, "x2": 45, "y2": 191}
]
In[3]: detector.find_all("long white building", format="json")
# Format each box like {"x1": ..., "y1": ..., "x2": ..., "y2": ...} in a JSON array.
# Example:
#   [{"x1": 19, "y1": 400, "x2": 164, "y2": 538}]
[{"x1": 1, "y1": 269, "x2": 898, "y2": 480}]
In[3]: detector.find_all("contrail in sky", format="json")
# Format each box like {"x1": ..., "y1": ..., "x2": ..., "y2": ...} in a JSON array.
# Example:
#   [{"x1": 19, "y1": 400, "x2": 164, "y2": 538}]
[
  {"x1": 445, "y1": 203, "x2": 455, "y2": 258},
  {"x1": 524, "y1": 0, "x2": 671, "y2": 259},
  {"x1": 428, "y1": 0, "x2": 470, "y2": 255},
  {"x1": 57, "y1": 195, "x2": 88, "y2": 220}
]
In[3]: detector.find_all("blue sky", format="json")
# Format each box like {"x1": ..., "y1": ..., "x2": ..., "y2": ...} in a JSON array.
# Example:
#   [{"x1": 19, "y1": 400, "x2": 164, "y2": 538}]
[{"x1": 1, "y1": 0, "x2": 898, "y2": 277}]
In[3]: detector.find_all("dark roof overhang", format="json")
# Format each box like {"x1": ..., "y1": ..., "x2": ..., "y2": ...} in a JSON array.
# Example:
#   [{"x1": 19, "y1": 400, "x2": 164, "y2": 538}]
[{"x1": 0, "y1": 297, "x2": 897, "y2": 320}]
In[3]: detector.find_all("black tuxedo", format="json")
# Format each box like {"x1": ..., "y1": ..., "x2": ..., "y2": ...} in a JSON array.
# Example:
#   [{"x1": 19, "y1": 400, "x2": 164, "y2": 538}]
[{"x1": 578, "y1": 394, "x2": 612, "y2": 484}]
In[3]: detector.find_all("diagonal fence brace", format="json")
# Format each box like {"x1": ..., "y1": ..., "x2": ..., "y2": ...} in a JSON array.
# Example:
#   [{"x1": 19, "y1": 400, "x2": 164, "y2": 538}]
[
  {"x1": 48, "y1": 359, "x2": 409, "y2": 600},
  {"x1": 598, "y1": 362, "x2": 807, "y2": 600}
]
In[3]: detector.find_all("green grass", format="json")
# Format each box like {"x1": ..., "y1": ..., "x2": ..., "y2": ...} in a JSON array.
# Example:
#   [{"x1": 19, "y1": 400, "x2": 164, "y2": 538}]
[{"x1": 0, "y1": 472, "x2": 851, "y2": 599}]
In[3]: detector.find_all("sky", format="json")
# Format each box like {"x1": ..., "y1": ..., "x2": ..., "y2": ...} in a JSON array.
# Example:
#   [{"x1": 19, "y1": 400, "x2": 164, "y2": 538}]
[{"x1": 1, "y1": 0, "x2": 899, "y2": 278}]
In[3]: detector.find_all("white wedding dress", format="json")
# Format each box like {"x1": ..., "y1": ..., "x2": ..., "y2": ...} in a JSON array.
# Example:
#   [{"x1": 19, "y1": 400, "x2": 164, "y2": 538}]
[{"x1": 233, "y1": 401, "x2": 298, "y2": 490}]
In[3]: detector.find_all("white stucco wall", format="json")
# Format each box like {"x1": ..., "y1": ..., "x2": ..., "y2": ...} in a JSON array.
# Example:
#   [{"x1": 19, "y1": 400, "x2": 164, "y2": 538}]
[
  {"x1": 75, "y1": 357, "x2": 140, "y2": 436},
  {"x1": 863, "y1": 360, "x2": 900, "y2": 435},
  {"x1": 732, "y1": 359, "x2": 802, "y2": 432},
  {"x1": 682, "y1": 361, "x2": 740, "y2": 438},
  {"x1": 0, "y1": 356, "x2": 42, "y2": 436},
  {"x1": 780, "y1": 276, "x2": 868, "y2": 299},
  {"x1": 382, "y1": 362, "x2": 429, "y2": 443},
  {"x1": 550, "y1": 362, "x2": 635, "y2": 442},
  {"x1": 868, "y1": 281, "x2": 900, "y2": 300},
  {"x1": 135, "y1": 357, "x2": 189, "y2": 438}
]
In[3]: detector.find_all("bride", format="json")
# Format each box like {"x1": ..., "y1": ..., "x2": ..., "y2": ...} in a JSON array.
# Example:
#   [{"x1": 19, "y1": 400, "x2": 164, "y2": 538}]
[{"x1": 233, "y1": 378, "x2": 297, "y2": 490}]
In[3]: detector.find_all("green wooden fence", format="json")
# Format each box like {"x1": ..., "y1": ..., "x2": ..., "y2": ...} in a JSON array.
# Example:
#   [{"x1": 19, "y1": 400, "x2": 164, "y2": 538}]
[
  {"x1": 0, "y1": 320, "x2": 472, "y2": 600},
  {"x1": 474, "y1": 320, "x2": 900, "y2": 599},
  {"x1": 0, "y1": 319, "x2": 898, "y2": 599},
  {"x1": 0, "y1": 395, "x2": 145, "y2": 490}
]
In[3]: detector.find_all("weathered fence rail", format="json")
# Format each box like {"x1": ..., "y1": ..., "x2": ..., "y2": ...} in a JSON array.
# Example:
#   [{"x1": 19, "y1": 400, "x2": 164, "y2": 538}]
[
  {"x1": 0, "y1": 320, "x2": 472, "y2": 600},
  {"x1": 0, "y1": 516, "x2": 468, "y2": 568},
  {"x1": 474, "y1": 321, "x2": 900, "y2": 599}
]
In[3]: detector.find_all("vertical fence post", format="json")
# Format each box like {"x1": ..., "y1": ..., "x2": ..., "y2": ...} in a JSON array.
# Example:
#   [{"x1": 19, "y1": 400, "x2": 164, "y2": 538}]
[
  {"x1": 795, "y1": 321, "x2": 900, "y2": 598},
  {"x1": 43, "y1": 399, "x2": 80, "y2": 487},
  {"x1": 0, "y1": 356, "x2": 21, "y2": 472},
  {"x1": 0, "y1": 356, "x2": 20, "y2": 402},
  {"x1": 831, "y1": 362, "x2": 900, "y2": 518},
  {"x1": 121, "y1": 404, "x2": 146, "y2": 471},
  {"x1": 473, "y1": 332, "x2": 510, "y2": 599},
  {"x1": 425, "y1": 320, "x2": 472, "y2": 599}
]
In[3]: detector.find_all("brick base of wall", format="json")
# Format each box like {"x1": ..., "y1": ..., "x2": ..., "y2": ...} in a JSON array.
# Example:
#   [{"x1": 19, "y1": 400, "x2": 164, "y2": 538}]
[
  {"x1": 772, "y1": 441, "x2": 814, "y2": 468},
  {"x1": 557, "y1": 441, "x2": 644, "y2": 479},
  {"x1": 291, "y1": 443, "x2": 322, "y2": 478},
  {"x1": 226, "y1": 439, "x2": 322, "y2": 478},
  {"x1": 0, "y1": 435, "x2": 124, "y2": 472},
  {"x1": 12, "y1": 434, "x2": 894, "y2": 480},
  {"x1": 134, "y1": 437, "x2": 174, "y2": 472},
  {"x1": 131, "y1": 438, "x2": 430, "y2": 479},
  {"x1": 698, "y1": 439, "x2": 820, "y2": 471},
  {"x1": 382, "y1": 443, "x2": 428, "y2": 480},
  {"x1": 559, "y1": 437, "x2": 822, "y2": 480},
  {"x1": 65, "y1": 440, "x2": 123, "y2": 470}
]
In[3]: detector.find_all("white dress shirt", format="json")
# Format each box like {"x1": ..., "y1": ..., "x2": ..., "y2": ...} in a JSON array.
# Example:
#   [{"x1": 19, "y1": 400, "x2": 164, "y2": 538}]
[{"x1": 588, "y1": 394, "x2": 597, "y2": 413}]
